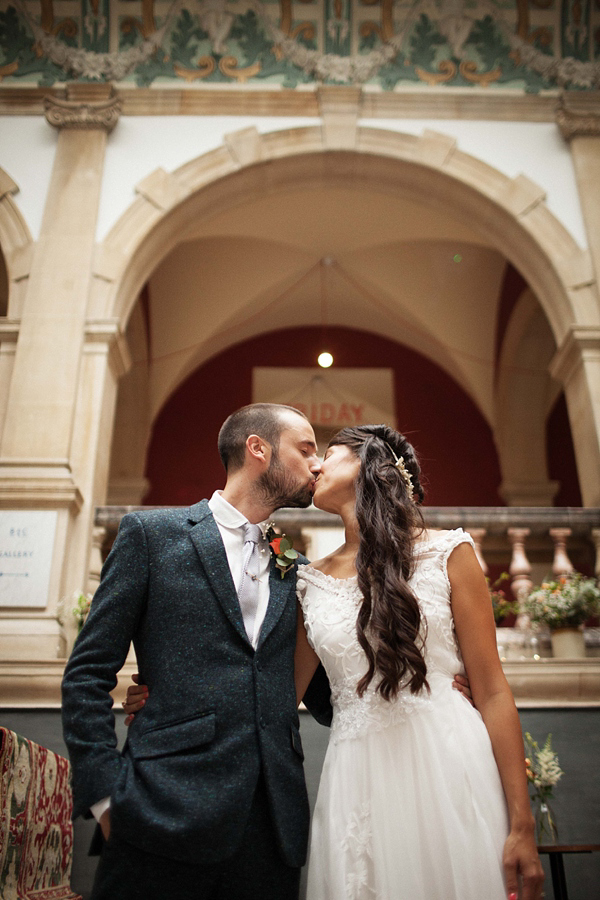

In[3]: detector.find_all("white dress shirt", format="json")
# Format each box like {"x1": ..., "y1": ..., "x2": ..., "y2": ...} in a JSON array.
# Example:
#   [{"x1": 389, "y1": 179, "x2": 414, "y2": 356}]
[
  {"x1": 91, "y1": 492, "x2": 272, "y2": 824},
  {"x1": 207, "y1": 491, "x2": 271, "y2": 648}
]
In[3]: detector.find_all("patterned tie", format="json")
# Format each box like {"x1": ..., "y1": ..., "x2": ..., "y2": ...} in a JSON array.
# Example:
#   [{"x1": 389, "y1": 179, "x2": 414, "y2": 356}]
[{"x1": 238, "y1": 523, "x2": 263, "y2": 643}]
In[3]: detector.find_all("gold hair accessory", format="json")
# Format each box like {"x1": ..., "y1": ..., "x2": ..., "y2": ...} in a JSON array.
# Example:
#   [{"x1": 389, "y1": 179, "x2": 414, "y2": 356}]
[{"x1": 384, "y1": 441, "x2": 413, "y2": 493}]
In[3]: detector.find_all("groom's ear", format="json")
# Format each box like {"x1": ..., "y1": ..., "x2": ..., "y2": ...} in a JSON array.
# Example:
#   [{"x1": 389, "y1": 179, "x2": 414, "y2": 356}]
[{"x1": 246, "y1": 434, "x2": 271, "y2": 466}]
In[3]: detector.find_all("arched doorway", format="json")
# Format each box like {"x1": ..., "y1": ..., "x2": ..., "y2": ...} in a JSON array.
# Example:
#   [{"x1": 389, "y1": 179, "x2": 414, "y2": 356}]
[{"x1": 94, "y1": 129, "x2": 598, "y2": 508}]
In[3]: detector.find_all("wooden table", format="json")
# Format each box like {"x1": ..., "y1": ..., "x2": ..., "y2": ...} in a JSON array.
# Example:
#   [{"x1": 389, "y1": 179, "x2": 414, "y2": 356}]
[{"x1": 537, "y1": 844, "x2": 600, "y2": 900}]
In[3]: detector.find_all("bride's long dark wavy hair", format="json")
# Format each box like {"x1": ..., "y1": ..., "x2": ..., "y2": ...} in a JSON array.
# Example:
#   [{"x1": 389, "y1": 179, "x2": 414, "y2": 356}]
[{"x1": 327, "y1": 424, "x2": 428, "y2": 700}]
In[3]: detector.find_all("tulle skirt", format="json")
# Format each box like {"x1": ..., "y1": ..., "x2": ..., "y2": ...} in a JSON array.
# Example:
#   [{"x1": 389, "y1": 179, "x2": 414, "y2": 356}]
[{"x1": 306, "y1": 686, "x2": 509, "y2": 900}]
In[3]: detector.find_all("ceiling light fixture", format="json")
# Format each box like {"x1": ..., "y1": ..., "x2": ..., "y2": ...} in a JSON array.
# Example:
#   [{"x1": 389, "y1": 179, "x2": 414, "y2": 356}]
[{"x1": 318, "y1": 257, "x2": 334, "y2": 368}]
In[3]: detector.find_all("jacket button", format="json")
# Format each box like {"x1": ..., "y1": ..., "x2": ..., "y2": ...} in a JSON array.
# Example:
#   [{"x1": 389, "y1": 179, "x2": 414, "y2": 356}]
[
  {"x1": 260, "y1": 717, "x2": 267, "y2": 728},
  {"x1": 256, "y1": 662, "x2": 262, "y2": 672}
]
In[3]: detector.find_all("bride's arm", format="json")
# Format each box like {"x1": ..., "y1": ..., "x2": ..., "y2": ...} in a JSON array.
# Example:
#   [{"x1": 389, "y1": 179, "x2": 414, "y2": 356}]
[
  {"x1": 448, "y1": 542, "x2": 544, "y2": 900},
  {"x1": 294, "y1": 601, "x2": 320, "y2": 706}
]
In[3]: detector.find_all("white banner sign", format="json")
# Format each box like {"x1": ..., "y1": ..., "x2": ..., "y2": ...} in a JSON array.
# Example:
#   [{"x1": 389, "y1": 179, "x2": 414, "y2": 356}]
[
  {"x1": 0, "y1": 510, "x2": 58, "y2": 608},
  {"x1": 253, "y1": 368, "x2": 395, "y2": 429}
]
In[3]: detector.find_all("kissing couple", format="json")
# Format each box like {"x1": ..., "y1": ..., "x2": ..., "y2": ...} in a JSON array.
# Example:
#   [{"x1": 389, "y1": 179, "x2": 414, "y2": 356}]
[{"x1": 63, "y1": 402, "x2": 543, "y2": 900}]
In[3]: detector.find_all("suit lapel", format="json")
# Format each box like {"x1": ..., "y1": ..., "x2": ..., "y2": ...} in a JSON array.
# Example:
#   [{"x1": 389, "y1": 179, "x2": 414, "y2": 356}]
[
  {"x1": 187, "y1": 500, "x2": 250, "y2": 646},
  {"x1": 258, "y1": 557, "x2": 297, "y2": 649}
]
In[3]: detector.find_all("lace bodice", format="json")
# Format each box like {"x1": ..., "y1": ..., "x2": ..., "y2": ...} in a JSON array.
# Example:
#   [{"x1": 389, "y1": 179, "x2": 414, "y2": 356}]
[{"x1": 297, "y1": 529, "x2": 474, "y2": 742}]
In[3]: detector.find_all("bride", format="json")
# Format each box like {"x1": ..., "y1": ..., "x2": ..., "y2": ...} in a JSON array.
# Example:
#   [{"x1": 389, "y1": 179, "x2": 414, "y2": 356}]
[{"x1": 294, "y1": 424, "x2": 543, "y2": 900}]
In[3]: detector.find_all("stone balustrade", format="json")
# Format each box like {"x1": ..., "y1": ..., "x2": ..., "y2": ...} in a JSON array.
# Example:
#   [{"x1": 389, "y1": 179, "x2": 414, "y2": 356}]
[
  {"x1": 95, "y1": 506, "x2": 600, "y2": 602},
  {"x1": 4, "y1": 506, "x2": 599, "y2": 709},
  {"x1": 90, "y1": 506, "x2": 600, "y2": 708}
]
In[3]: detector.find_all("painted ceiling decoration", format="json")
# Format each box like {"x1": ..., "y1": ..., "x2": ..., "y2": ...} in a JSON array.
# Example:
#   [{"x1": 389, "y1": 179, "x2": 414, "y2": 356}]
[{"x1": 1, "y1": 0, "x2": 599, "y2": 89}]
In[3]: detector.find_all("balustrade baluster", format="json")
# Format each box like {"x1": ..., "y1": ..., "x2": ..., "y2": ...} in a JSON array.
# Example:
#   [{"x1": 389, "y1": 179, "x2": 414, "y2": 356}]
[
  {"x1": 507, "y1": 529, "x2": 532, "y2": 620},
  {"x1": 592, "y1": 529, "x2": 600, "y2": 579},
  {"x1": 466, "y1": 528, "x2": 488, "y2": 575},
  {"x1": 549, "y1": 528, "x2": 574, "y2": 576}
]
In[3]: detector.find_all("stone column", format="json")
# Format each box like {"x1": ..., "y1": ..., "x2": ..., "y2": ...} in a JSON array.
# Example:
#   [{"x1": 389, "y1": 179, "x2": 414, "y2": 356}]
[
  {"x1": 550, "y1": 326, "x2": 600, "y2": 506},
  {"x1": 0, "y1": 84, "x2": 122, "y2": 659},
  {"x1": 553, "y1": 95, "x2": 600, "y2": 506},
  {"x1": 557, "y1": 92, "x2": 600, "y2": 288}
]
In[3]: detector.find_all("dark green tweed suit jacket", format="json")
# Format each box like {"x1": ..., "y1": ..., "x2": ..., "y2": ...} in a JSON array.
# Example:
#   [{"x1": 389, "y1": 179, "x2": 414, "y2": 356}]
[{"x1": 62, "y1": 499, "x2": 330, "y2": 867}]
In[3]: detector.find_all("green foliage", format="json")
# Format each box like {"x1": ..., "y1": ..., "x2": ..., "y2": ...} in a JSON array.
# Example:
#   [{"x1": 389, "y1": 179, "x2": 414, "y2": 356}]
[
  {"x1": 409, "y1": 14, "x2": 444, "y2": 69},
  {"x1": 229, "y1": 10, "x2": 312, "y2": 86},
  {"x1": 466, "y1": 15, "x2": 506, "y2": 70},
  {"x1": 170, "y1": 8, "x2": 205, "y2": 68},
  {"x1": 524, "y1": 574, "x2": 600, "y2": 629},
  {"x1": 0, "y1": 4, "x2": 66, "y2": 84}
]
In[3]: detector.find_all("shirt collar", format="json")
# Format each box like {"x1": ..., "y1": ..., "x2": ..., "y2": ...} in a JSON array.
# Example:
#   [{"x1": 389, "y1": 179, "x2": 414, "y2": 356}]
[{"x1": 208, "y1": 490, "x2": 268, "y2": 534}]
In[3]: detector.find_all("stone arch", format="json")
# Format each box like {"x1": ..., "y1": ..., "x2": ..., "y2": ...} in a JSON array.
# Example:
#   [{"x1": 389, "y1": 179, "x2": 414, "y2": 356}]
[
  {"x1": 92, "y1": 125, "x2": 600, "y2": 504},
  {"x1": 0, "y1": 167, "x2": 33, "y2": 318},
  {"x1": 95, "y1": 126, "x2": 595, "y2": 343}
]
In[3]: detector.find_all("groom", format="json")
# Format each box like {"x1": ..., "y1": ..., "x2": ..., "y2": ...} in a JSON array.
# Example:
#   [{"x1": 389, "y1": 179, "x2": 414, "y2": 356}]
[{"x1": 62, "y1": 403, "x2": 326, "y2": 900}]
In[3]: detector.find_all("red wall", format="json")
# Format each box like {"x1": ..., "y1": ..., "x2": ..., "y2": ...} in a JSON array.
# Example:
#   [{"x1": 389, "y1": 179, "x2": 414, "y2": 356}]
[
  {"x1": 144, "y1": 326, "x2": 509, "y2": 506},
  {"x1": 547, "y1": 393, "x2": 582, "y2": 507}
]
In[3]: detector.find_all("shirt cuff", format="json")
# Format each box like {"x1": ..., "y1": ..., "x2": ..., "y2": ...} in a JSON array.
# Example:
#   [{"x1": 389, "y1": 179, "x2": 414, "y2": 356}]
[{"x1": 90, "y1": 796, "x2": 111, "y2": 822}]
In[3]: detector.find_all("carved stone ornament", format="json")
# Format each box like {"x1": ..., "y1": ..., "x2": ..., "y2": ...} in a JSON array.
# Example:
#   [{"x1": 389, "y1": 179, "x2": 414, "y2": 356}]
[
  {"x1": 556, "y1": 92, "x2": 600, "y2": 141},
  {"x1": 44, "y1": 84, "x2": 122, "y2": 132}
]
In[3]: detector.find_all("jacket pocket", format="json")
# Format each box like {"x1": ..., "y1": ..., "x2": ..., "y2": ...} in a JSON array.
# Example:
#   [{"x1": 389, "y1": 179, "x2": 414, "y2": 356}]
[
  {"x1": 131, "y1": 710, "x2": 216, "y2": 760},
  {"x1": 290, "y1": 723, "x2": 304, "y2": 760}
]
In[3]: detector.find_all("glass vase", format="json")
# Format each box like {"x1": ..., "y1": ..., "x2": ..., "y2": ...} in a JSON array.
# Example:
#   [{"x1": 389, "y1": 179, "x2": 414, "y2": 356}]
[{"x1": 534, "y1": 798, "x2": 558, "y2": 845}]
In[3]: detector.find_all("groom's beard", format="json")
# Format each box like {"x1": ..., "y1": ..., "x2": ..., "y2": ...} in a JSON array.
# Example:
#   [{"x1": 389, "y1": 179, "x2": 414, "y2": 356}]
[{"x1": 256, "y1": 456, "x2": 313, "y2": 510}]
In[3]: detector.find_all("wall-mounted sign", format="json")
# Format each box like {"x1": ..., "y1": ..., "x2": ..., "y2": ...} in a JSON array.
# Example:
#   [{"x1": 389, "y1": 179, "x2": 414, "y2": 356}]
[
  {"x1": 0, "y1": 510, "x2": 58, "y2": 608},
  {"x1": 253, "y1": 368, "x2": 396, "y2": 430}
]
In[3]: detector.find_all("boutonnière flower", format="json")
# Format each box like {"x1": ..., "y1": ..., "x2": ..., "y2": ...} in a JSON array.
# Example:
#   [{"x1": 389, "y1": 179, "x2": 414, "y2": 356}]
[{"x1": 265, "y1": 523, "x2": 298, "y2": 579}]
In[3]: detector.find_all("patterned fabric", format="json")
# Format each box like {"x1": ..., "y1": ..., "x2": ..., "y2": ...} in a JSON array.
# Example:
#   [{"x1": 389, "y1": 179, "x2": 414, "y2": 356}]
[{"x1": 0, "y1": 728, "x2": 81, "y2": 900}]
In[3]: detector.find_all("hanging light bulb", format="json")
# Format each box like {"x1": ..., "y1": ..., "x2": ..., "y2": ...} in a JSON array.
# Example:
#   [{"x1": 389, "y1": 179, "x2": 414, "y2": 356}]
[{"x1": 318, "y1": 258, "x2": 334, "y2": 369}]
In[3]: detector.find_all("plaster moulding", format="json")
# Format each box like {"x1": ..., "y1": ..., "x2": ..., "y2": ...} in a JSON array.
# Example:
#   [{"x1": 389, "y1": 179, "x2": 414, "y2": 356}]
[
  {"x1": 0, "y1": 87, "x2": 564, "y2": 122},
  {"x1": 556, "y1": 91, "x2": 600, "y2": 141}
]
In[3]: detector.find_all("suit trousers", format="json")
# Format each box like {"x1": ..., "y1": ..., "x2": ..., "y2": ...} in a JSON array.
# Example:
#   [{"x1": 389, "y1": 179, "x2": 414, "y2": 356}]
[{"x1": 90, "y1": 775, "x2": 301, "y2": 900}]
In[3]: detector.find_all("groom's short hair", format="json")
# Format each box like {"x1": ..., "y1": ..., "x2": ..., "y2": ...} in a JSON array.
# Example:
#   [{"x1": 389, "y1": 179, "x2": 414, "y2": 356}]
[{"x1": 218, "y1": 403, "x2": 308, "y2": 473}]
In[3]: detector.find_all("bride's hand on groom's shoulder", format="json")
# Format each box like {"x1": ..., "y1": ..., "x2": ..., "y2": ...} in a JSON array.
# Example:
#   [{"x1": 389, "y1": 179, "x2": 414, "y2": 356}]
[{"x1": 122, "y1": 672, "x2": 148, "y2": 726}]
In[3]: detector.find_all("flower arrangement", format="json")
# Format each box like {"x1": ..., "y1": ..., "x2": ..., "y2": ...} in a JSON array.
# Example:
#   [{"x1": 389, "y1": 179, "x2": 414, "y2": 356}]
[
  {"x1": 524, "y1": 731, "x2": 563, "y2": 843},
  {"x1": 72, "y1": 591, "x2": 93, "y2": 633},
  {"x1": 523, "y1": 573, "x2": 600, "y2": 630},
  {"x1": 265, "y1": 524, "x2": 298, "y2": 579},
  {"x1": 488, "y1": 573, "x2": 518, "y2": 625}
]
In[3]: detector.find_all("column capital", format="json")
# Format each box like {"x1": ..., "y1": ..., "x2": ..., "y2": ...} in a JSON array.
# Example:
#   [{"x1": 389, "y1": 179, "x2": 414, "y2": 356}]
[
  {"x1": 550, "y1": 325, "x2": 600, "y2": 384},
  {"x1": 44, "y1": 83, "x2": 122, "y2": 133},
  {"x1": 556, "y1": 91, "x2": 600, "y2": 141}
]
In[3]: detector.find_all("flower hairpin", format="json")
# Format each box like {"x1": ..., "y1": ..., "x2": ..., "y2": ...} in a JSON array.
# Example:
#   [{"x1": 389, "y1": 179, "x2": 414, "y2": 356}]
[
  {"x1": 264, "y1": 523, "x2": 298, "y2": 579},
  {"x1": 384, "y1": 441, "x2": 413, "y2": 493}
]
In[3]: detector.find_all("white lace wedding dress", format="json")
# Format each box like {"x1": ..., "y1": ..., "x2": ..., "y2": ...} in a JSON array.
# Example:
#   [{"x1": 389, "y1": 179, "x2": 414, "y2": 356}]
[{"x1": 297, "y1": 529, "x2": 509, "y2": 900}]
